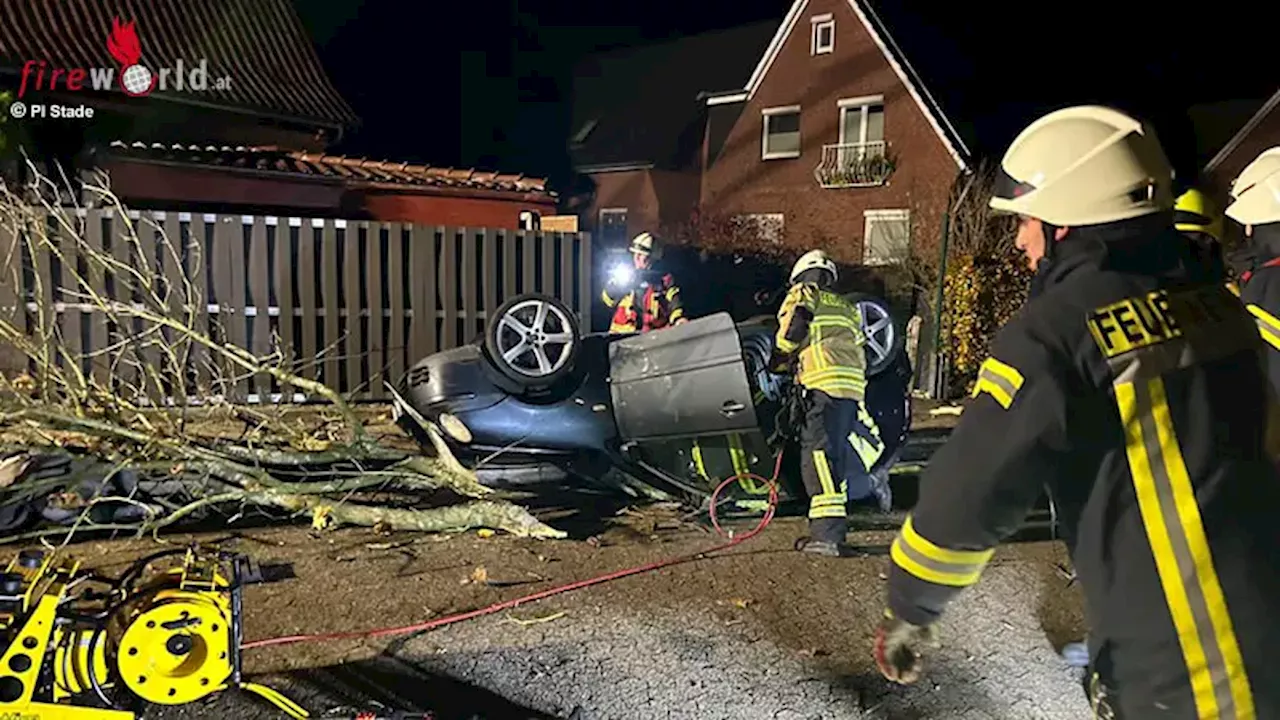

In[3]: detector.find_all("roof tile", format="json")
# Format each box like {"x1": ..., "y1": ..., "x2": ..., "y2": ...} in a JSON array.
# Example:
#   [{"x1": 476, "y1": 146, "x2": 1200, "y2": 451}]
[{"x1": 103, "y1": 141, "x2": 554, "y2": 197}]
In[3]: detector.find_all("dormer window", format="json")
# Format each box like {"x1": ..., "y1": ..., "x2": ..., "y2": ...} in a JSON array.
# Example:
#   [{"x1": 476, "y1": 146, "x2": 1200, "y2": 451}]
[{"x1": 811, "y1": 15, "x2": 834, "y2": 55}]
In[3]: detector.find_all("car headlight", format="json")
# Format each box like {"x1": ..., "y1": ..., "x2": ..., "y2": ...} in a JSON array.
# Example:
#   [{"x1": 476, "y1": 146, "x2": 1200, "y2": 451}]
[
  {"x1": 609, "y1": 263, "x2": 634, "y2": 287},
  {"x1": 437, "y1": 413, "x2": 472, "y2": 444}
]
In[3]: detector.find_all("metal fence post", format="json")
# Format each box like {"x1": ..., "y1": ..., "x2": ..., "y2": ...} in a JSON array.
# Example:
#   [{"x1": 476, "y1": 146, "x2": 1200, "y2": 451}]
[
  {"x1": 929, "y1": 170, "x2": 978, "y2": 400},
  {"x1": 929, "y1": 210, "x2": 950, "y2": 399}
]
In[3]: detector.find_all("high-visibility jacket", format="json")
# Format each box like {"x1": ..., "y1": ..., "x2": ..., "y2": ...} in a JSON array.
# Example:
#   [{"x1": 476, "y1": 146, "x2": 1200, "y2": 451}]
[
  {"x1": 774, "y1": 283, "x2": 867, "y2": 400},
  {"x1": 1238, "y1": 253, "x2": 1280, "y2": 393},
  {"x1": 885, "y1": 219, "x2": 1280, "y2": 718},
  {"x1": 601, "y1": 273, "x2": 684, "y2": 334}
]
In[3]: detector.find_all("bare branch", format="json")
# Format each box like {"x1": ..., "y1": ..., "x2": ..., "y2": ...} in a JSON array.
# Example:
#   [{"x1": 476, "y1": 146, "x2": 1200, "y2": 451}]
[{"x1": 0, "y1": 163, "x2": 559, "y2": 541}]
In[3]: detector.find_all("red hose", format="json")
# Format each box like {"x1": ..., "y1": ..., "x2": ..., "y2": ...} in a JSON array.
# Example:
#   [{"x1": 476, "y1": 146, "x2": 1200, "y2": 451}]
[{"x1": 240, "y1": 451, "x2": 784, "y2": 652}]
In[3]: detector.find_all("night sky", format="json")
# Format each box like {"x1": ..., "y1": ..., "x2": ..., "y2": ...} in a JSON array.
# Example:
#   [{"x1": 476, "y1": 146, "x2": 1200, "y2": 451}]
[{"x1": 296, "y1": 0, "x2": 1279, "y2": 191}]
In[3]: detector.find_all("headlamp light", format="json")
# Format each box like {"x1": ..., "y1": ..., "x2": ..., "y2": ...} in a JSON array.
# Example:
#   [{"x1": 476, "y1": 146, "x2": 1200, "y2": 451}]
[{"x1": 609, "y1": 263, "x2": 634, "y2": 286}]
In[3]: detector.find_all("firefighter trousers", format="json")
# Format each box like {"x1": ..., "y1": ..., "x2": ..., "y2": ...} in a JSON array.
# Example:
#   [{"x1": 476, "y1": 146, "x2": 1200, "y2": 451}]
[{"x1": 799, "y1": 390, "x2": 885, "y2": 542}]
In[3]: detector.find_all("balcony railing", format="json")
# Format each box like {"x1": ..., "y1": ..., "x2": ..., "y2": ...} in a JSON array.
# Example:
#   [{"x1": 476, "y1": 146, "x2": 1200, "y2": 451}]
[{"x1": 813, "y1": 141, "x2": 896, "y2": 188}]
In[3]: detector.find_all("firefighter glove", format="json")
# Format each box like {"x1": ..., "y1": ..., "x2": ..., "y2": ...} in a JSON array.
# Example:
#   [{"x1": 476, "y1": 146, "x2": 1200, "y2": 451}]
[{"x1": 873, "y1": 609, "x2": 939, "y2": 685}]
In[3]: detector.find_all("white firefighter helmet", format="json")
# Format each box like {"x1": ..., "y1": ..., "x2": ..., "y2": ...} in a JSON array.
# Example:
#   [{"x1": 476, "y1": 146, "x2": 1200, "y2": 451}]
[
  {"x1": 988, "y1": 105, "x2": 1174, "y2": 226},
  {"x1": 1226, "y1": 146, "x2": 1280, "y2": 226},
  {"x1": 790, "y1": 249, "x2": 837, "y2": 284},
  {"x1": 629, "y1": 232, "x2": 656, "y2": 256}
]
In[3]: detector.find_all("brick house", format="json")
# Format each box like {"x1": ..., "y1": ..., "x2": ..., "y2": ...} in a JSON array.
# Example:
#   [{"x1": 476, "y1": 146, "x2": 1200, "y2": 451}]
[
  {"x1": 569, "y1": 0, "x2": 971, "y2": 266},
  {"x1": 699, "y1": 0, "x2": 969, "y2": 266},
  {"x1": 0, "y1": 0, "x2": 553, "y2": 229}
]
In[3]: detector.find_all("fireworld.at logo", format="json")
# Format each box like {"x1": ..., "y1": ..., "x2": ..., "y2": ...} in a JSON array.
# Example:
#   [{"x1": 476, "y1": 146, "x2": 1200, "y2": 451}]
[{"x1": 17, "y1": 17, "x2": 232, "y2": 99}]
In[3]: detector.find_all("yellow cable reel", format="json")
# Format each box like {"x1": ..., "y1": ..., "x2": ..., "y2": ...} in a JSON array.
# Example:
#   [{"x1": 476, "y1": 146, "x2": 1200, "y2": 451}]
[
  {"x1": 109, "y1": 558, "x2": 234, "y2": 706},
  {"x1": 0, "y1": 546, "x2": 308, "y2": 719}
]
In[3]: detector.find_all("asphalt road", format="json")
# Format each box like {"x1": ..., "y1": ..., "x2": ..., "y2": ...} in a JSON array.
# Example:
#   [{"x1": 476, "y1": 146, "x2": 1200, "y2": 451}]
[{"x1": 389, "y1": 553, "x2": 1092, "y2": 720}]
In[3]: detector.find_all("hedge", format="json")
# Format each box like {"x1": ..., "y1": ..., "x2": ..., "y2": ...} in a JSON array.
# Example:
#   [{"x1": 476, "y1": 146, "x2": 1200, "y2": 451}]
[{"x1": 941, "y1": 249, "x2": 1032, "y2": 396}]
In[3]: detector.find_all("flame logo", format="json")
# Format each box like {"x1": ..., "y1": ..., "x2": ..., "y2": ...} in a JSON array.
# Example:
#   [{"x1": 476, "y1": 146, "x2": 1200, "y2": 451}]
[
  {"x1": 106, "y1": 17, "x2": 142, "y2": 67},
  {"x1": 105, "y1": 17, "x2": 154, "y2": 96}
]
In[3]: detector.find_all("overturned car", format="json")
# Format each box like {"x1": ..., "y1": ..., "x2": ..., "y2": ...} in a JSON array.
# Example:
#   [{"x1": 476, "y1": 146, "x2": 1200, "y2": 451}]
[{"x1": 392, "y1": 291, "x2": 921, "y2": 511}]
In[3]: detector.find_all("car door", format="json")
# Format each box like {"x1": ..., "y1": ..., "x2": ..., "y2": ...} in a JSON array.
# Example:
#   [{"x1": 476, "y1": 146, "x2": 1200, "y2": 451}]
[{"x1": 607, "y1": 312, "x2": 759, "y2": 441}]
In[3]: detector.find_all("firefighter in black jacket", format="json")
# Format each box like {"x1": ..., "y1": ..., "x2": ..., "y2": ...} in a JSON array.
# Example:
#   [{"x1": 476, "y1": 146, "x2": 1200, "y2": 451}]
[
  {"x1": 1228, "y1": 147, "x2": 1280, "y2": 390},
  {"x1": 873, "y1": 106, "x2": 1280, "y2": 718}
]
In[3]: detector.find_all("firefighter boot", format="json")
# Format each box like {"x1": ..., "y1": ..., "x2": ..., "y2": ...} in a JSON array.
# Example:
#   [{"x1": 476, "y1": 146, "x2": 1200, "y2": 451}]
[{"x1": 797, "y1": 517, "x2": 850, "y2": 556}]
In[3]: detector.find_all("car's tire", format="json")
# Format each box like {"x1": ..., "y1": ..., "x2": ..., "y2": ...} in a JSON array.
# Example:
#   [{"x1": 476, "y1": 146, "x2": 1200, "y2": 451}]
[
  {"x1": 844, "y1": 293, "x2": 906, "y2": 377},
  {"x1": 483, "y1": 293, "x2": 581, "y2": 392}
]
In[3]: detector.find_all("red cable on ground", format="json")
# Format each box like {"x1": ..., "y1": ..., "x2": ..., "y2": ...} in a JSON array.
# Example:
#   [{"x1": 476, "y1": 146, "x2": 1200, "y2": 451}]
[{"x1": 240, "y1": 451, "x2": 785, "y2": 652}]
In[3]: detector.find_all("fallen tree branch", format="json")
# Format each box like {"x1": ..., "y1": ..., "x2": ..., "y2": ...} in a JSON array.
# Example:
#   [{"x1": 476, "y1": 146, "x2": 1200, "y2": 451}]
[
  {"x1": 247, "y1": 493, "x2": 567, "y2": 539},
  {"x1": 0, "y1": 160, "x2": 559, "y2": 543}
]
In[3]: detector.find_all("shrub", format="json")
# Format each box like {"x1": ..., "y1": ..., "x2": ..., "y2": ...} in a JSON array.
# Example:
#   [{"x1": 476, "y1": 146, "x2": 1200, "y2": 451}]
[{"x1": 941, "y1": 248, "x2": 1031, "y2": 396}]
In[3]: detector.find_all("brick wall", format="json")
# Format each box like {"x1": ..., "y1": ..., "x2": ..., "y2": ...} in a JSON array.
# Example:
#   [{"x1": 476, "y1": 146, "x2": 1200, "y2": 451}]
[
  {"x1": 584, "y1": 169, "x2": 661, "y2": 244},
  {"x1": 352, "y1": 190, "x2": 557, "y2": 230},
  {"x1": 105, "y1": 159, "x2": 558, "y2": 229},
  {"x1": 105, "y1": 158, "x2": 346, "y2": 211}
]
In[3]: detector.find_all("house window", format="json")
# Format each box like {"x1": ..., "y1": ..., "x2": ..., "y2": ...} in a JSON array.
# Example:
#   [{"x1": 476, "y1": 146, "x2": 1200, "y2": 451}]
[
  {"x1": 762, "y1": 106, "x2": 801, "y2": 160},
  {"x1": 811, "y1": 14, "x2": 834, "y2": 55},
  {"x1": 863, "y1": 209, "x2": 910, "y2": 265},
  {"x1": 732, "y1": 213, "x2": 785, "y2": 246},
  {"x1": 599, "y1": 208, "x2": 628, "y2": 246},
  {"x1": 838, "y1": 95, "x2": 886, "y2": 155}
]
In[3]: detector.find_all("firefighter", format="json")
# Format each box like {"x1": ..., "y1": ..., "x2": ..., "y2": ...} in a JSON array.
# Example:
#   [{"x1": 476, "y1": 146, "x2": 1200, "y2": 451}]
[
  {"x1": 773, "y1": 249, "x2": 889, "y2": 557},
  {"x1": 600, "y1": 232, "x2": 687, "y2": 334},
  {"x1": 872, "y1": 106, "x2": 1280, "y2": 718},
  {"x1": 1174, "y1": 187, "x2": 1227, "y2": 280},
  {"x1": 1228, "y1": 147, "x2": 1280, "y2": 389}
]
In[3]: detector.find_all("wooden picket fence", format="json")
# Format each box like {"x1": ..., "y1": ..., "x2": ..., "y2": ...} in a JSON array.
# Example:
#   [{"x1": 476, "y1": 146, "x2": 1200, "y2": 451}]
[{"x1": 0, "y1": 209, "x2": 593, "y2": 404}]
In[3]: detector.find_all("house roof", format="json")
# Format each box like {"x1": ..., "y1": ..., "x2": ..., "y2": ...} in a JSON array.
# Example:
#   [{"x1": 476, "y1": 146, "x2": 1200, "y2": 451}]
[
  {"x1": 570, "y1": 21, "x2": 778, "y2": 170},
  {"x1": 0, "y1": 0, "x2": 358, "y2": 128},
  {"x1": 570, "y1": 3, "x2": 972, "y2": 173},
  {"x1": 740, "y1": 0, "x2": 970, "y2": 172},
  {"x1": 102, "y1": 141, "x2": 555, "y2": 197},
  {"x1": 1203, "y1": 92, "x2": 1280, "y2": 174}
]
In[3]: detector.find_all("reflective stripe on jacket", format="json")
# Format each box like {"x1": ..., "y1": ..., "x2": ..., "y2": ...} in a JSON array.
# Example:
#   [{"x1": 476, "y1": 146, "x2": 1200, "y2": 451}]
[
  {"x1": 602, "y1": 273, "x2": 684, "y2": 333},
  {"x1": 775, "y1": 283, "x2": 867, "y2": 399},
  {"x1": 1239, "y1": 257, "x2": 1280, "y2": 401}
]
